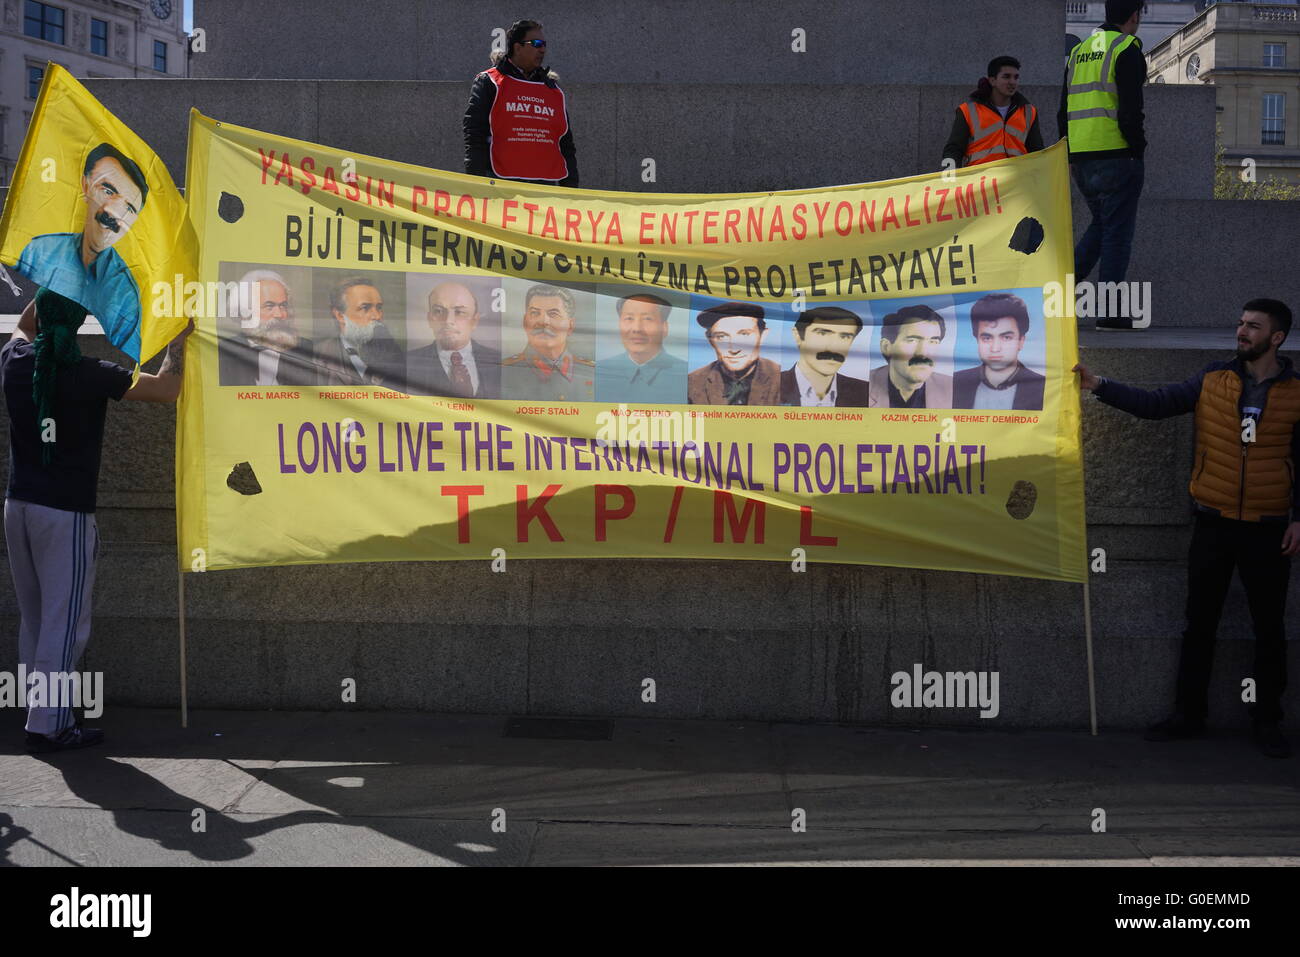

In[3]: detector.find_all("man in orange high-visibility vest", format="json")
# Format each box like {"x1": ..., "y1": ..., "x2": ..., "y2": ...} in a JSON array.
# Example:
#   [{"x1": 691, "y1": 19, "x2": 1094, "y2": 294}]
[{"x1": 943, "y1": 55, "x2": 1043, "y2": 169}]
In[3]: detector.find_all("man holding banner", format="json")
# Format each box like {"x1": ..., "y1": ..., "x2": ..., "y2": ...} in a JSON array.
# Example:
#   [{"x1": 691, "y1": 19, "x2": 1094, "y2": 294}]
[
  {"x1": 2, "y1": 289, "x2": 190, "y2": 752},
  {"x1": 1075, "y1": 299, "x2": 1300, "y2": 758}
]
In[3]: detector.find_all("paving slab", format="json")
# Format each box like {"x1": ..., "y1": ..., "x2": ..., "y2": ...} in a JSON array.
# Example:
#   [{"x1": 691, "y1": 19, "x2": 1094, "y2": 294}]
[
  {"x1": 0, "y1": 807, "x2": 531, "y2": 867},
  {"x1": 1, "y1": 709, "x2": 1296, "y2": 866},
  {"x1": 232, "y1": 713, "x2": 787, "y2": 825},
  {"x1": 526, "y1": 822, "x2": 1151, "y2": 867},
  {"x1": 776, "y1": 725, "x2": 1300, "y2": 835},
  {"x1": 0, "y1": 710, "x2": 322, "y2": 812}
]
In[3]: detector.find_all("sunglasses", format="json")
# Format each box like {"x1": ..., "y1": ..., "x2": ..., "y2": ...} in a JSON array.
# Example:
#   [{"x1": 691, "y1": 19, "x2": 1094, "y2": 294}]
[{"x1": 518, "y1": 39, "x2": 546, "y2": 49}]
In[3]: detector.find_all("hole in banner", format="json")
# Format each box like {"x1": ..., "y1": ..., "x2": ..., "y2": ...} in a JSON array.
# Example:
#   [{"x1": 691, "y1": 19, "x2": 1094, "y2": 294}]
[
  {"x1": 227, "y1": 461, "x2": 262, "y2": 495},
  {"x1": 1007, "y1": 217, "x2": 1044, "y2": 255},
  {"x1": 218, "y1": 191, "x2": 245, "y2": 223}
]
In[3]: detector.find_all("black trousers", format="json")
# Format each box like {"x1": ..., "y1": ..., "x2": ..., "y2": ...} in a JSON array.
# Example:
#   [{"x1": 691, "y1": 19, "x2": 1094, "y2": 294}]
[{"x1": 1177, "y1": 513, "x2": 1291, "y2": 724}]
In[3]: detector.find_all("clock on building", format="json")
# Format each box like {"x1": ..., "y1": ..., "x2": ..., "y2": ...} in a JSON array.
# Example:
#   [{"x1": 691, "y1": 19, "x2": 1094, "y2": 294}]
[
  {"x1": 1186, "y1": 53, "x2": 1201, "y2": 81},
  {"x1": 151, "y1": 0, "x2": 172, "y2": 19}
]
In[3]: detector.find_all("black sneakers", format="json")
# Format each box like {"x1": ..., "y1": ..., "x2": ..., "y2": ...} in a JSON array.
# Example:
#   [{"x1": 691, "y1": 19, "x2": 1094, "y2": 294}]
[
  {"x1": 1253, "y1": 722, "x2": 1292, "y2": 759},
  {"x1": 1145, "y1": 715, "x2": 1291, "y2": 758},
  {"x1": 1143, "y1": 714, "x2": 1207, "y2": 742},
  {"x1": 24, "y1": 726, "x2": 105, "y2": 754}
]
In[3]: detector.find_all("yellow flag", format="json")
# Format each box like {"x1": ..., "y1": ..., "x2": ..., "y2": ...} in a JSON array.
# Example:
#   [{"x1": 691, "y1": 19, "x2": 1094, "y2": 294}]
[
  {"x1": 0, "y1": 63, "x2": 196, "y2": 364},
  {"x1": 178, "y1": 110, "x2": 1084, "y2": 581}
]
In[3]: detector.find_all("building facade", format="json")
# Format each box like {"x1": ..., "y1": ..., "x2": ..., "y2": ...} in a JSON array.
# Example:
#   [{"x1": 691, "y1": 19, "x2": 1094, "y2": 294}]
[
  {"x1": 1065, "y1": 1, "x2": 1201, "y2": 55},
  {"x1": 1148, "y1": 1, "x2": 1300, "y2": 183},
  {"x1": 0, "y1": 0, "x2": 187, "y2": 186}
]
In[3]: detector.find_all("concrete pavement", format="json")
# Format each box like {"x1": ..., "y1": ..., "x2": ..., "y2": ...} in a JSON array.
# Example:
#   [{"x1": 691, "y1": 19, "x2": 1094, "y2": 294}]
[{"x1": 1, "y1": 708, "x2": 1297, "y2": 866}]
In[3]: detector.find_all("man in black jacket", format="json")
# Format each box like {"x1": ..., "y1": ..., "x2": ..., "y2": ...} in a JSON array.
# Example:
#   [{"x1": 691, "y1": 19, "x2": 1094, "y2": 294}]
[{"x1": 463, "y1": 19, "x2": 579, "y2": 187}]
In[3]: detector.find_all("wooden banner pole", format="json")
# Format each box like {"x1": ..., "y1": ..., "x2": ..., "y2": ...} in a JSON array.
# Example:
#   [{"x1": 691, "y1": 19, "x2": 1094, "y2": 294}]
[
  {"x1": 178, "y1": 568, "x2": 188, "y2": 729},
  {"x1": 1083, "y1": 572, "x2": 1098, "y2": 736}
]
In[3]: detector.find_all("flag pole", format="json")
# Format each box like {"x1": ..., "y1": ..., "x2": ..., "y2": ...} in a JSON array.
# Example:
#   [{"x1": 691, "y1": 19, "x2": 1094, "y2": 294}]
[
  {"x1": 178, "y1": 568, "x2": 188, "y2": 728},
  {"x1": 1083, "y1": 573, "x2": 1097, "y2": 736}
]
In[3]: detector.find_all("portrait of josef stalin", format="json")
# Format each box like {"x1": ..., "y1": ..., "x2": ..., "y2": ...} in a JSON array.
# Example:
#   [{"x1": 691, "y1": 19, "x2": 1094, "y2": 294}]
[{"x1": 500, "y1": 284, "x2": 595, "y2": 402}]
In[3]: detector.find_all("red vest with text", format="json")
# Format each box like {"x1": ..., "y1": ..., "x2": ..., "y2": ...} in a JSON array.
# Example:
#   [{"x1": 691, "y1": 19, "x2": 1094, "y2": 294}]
[
  {"x1": 486, "y1": 68, "x2": 569, "y2": 181},
  {"x1": 959, "y1": 101, "x2": 1036, "y2": 166}
]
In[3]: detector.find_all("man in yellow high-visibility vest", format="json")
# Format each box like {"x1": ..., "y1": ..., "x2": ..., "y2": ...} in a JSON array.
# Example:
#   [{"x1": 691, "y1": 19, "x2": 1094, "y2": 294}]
[{"x1": 1057, "y1": 0, "x2": 1147, "y2": 329}]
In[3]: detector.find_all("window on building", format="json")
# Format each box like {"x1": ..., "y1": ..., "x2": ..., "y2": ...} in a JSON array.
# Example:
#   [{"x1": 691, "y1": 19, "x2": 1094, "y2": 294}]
[
  {"x1": 1264, "y1": 43, "x2": 1286, "y2": 68},
  {"x1": 27, "y1": 64, "x2": 44, "y2": 100},
  {"x1": 91, "y1": 18, "x2": 108, "y2": 57},
  {"x1": 23, "y1": 1, "x2": 65, "y2": 45},
  {"x1": 1262, "y1": 93, "x2": 1286, "y2": 145},
  {"x1": 154, "y1": 40, "x2": 167, "y2": 73}
]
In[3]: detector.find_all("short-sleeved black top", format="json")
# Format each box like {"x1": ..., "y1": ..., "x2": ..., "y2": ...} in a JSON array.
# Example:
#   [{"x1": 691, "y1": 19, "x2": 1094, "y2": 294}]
[{"x1": 2, "y1": 338, "x2": 132, "y2": 513}]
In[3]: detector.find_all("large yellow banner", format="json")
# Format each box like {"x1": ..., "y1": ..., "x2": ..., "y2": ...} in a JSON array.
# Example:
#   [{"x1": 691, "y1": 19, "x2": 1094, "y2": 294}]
[{"x1": 177, "y1": 110, "x2": 1084, "y2": 581}]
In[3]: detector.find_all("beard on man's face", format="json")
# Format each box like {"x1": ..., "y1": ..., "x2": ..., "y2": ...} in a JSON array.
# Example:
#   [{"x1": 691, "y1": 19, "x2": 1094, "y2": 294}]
[
  {"x1": 248, "y1": 318, "x2": 300, "y2": 351},
  {"x1": 1236, "y1": 336, "x2": 1271, "y2": 361}
]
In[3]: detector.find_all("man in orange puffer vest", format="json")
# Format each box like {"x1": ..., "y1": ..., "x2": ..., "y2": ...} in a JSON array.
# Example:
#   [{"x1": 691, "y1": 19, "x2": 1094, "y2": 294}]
[
  {"x1": 942, "y1": 55, "x2": 1043, "y2": 169},
  {"x1": 1075, "y1": 299, "x2": 1300, "y2": 758}
]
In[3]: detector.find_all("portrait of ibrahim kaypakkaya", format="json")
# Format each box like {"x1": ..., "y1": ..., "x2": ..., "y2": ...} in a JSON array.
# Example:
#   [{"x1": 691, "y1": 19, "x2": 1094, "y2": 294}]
[
  {"x1": 216, "y1": 268, "x2": 317, "y2": 387},
  {"x1": 313, "y1": 275, "x2": 407, "y2": 388},
  {"x1": 500, "y1": 284, "x2": 594, "y2": 402},
  {"x1": 405, "y1": 280, "x2": 503, "y2": 399},
  {"x1": 595, "y1": 292, "x2": 688, "y2": 404},
  {"x1": 779, "y1": 305, "x2": 871, "y2": 408},
  {"x1": 15, "y1": 142, "x2": 148, "y2": 360},
  {"x1": 952, "y1": 293, "x2": 1045, "y2": 410},
  {"x1": 868, "y1": 304, "x2": 954, "y2": 409},
  {"x1": 686, "y1": 301, "x2": 782, "y2": 406}
]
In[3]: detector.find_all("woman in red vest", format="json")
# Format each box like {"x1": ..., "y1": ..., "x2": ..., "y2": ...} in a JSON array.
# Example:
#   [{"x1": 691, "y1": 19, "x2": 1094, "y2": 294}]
[
  {"x1": 942, "y1": 56, "x2": 1043, "y2": 169},
  {"x1": 463, "y1": 19, "x2": 579, "y2": 187}
]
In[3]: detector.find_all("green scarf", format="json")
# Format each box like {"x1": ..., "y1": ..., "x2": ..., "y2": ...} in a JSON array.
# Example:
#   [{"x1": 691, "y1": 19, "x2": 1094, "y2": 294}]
[{"x1": 30, "y1": 287, "x2": 89, "y2": 465}]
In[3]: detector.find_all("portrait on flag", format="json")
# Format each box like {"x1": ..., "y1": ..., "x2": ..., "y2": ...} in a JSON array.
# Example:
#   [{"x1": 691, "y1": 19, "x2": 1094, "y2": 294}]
[{"x1": 0, "y1": 64, "x2": 196, "y2": 365}]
